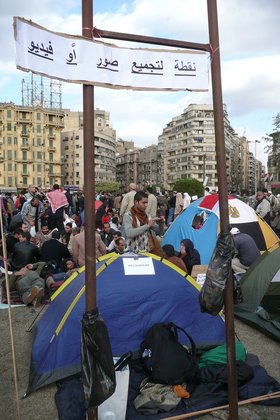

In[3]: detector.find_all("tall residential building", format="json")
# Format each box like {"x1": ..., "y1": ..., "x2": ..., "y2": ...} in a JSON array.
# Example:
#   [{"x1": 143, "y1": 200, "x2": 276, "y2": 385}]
[
  {"x1": 116, "y1": 139, "x2": 139, "y2": 192},
  {"x1": 0, "y1": 102, "x2": 64, "y2": 191},
  {"x1": 158, "y1": 104, "x2": 242, "y2": 192},
  {"x1": 138, "y1": 145, "x2": 159, "y2": 189},
  {"x1": 61, "y1": 109, "x2": 116, "y2": 187}
]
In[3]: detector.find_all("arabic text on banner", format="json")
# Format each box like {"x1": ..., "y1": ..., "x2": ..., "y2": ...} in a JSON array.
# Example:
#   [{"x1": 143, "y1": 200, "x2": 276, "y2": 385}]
[{"x1": 14, "y1": 17, "x2": 209, "y2": 92}]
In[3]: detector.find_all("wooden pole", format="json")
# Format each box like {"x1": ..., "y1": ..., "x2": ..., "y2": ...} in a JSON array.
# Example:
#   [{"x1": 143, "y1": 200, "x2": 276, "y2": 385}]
[
  {"x1": 82, "y1": 1, "x2": 97, "y2": 419},
  {"x1": 207, "y1": 0, "x2": 238, "y2": 418}
]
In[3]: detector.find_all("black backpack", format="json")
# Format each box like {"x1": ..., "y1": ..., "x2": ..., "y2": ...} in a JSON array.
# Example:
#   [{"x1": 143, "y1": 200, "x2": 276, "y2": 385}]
[{"x1": 141, "y1": 322, "x2": 197, "y2": 385}]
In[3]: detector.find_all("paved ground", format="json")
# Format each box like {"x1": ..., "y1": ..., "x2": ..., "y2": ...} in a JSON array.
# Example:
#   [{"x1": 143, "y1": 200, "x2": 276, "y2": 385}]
[{"x1": 0, "y1": 305, "x2": 279, "y2": 419}]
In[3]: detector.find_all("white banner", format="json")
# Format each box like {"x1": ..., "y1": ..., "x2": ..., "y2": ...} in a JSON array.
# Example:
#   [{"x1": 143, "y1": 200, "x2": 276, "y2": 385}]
[{"x1": 14, "y1": 17, "x2": 209, "y2": 91}]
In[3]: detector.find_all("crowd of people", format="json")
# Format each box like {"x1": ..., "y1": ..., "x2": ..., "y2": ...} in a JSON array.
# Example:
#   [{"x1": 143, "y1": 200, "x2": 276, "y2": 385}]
[{"x1": 0, "y1": 182, "x2": 279, "y2": 307}]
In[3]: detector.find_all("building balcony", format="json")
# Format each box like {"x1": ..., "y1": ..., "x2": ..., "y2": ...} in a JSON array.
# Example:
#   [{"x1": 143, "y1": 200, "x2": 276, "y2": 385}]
[
  {"x1": 48, "y1": 172, "x2": 61, "y2": 177},
  {"x1": 20, "y1": 131, "x2": 29, "y2": 137},
  {"x1": 21, "y1": 172, "x2": 30, "y2": 176},
  {"x1": 48, "y1": 146, "x2": 56, "y2": 152},
  {"x1": 48, "y1": 135, "x2": 56, "y2": 139},
  {"x1": 20, "y1": 145, "x2": 30, "y2": 150}
]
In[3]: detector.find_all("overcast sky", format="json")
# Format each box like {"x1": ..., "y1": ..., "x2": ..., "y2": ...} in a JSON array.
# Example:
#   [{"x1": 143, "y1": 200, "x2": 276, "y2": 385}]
[{"x1": 1, "y1": 0, "x2": 279, "y2": 167}]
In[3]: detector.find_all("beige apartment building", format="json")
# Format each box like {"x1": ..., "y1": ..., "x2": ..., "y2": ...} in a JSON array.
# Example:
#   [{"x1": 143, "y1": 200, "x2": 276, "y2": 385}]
[
  {"x1": 61, "y1": 109, "x2": 117, "y2": 187},
  {"x1": 0, "y1": 102, "x2": 64, "y2": 191},
  {"x1": 158, "y1": 104, "x2": 245, "y2": 192},
  {"x1": 116, "y1": 139, "x2": 139, "y2": 192}
]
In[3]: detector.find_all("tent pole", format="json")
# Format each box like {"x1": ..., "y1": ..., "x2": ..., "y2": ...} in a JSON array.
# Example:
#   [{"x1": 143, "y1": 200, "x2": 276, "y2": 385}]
[
  {"x1": 82, "y1": 1, "x2": 97, "y2": 419},
  {"x1": 207, "y1": 1, "x2": 238, "y2": 418}
]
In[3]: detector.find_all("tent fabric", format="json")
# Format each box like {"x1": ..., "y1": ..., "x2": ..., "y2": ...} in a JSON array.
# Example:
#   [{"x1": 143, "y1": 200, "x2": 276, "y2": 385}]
[
  {"x1": 26, "y1": 252, "x2": 226, "y2": 395},
  {"x1": 234, "y1": 248, "x2": 280, "y2": 342},
  {"x1": 162, "y1": 195, "x2": 279, "y2": 265}
]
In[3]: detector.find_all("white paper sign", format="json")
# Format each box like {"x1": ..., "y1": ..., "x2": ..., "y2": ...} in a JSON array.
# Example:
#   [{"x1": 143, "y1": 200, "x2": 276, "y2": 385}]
[
  {"x1": 123, "y1": 257, "x2": 155, "y2": 275},
  {"x1": 14, "y1": 17, "x2": 209, "y2": 91}
]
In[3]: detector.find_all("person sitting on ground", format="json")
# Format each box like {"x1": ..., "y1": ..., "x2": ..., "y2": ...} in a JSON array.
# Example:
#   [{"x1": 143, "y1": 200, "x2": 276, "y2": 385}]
[
  {"x1": 60, "y1": 222, "x2": 73, "y2": 247},
  {"x1": 45, "y1": 258, "x2": 79, "y2": 291},
  {"x1": 179, "y1": 239, "x2": 201, "y2": 275},
  {"x1": 67, "y1": 226, "x2": 80, "y2": 254},
  {"x1": 230, "y1": 227, "x2": 261, "y2": 273},
  {"x1": 100, "y1": 222, "x2": 115, "y2": 248},
  {"x1": 162, "y1": 244, "x2": 187, "y2": 272},
  {"x1": 9, "y1": 262, "x2": 45, "y2": 307},
  {"x1": 123, "y1": 190, "x2": 158, "y2": 253},
  {"x1": 113, "y1": 237, "x2": 128, "y2": 255},
  {"x1": 11, "y1": 230, "x2": 41, "y2": 271},
  {"x1": 101, "y1": 207, "x2": 114, "y2": 225},
  {"x1": 106, "y1": 230, "x2": 123, "y2": 252},
  {"x1": 33, "y1": 223, "x2": 55, "y2": 248},
  {"x1": 40, "y1": 230, "x2": 71, "y2": 270},
  {"x1": 71, "y1": 228, "x2": 107, "y2": 267},
  {"x1": 110, "y1": 215, "x2": 120, "y2": 232}
]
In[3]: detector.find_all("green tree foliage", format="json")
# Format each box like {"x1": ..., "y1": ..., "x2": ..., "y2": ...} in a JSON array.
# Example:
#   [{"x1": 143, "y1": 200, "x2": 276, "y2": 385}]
[
  {"x1": 95, "y1": 181, "x2": 120, "y2": 193},
  {"x1": 173, "y1": 179, "x2": 204, "y2": 197}
]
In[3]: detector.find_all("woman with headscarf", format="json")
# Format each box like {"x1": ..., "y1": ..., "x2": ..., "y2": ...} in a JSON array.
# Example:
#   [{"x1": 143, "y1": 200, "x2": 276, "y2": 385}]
[{"x1": 179, "y1": 239, "x2": 201, "y2": 274}]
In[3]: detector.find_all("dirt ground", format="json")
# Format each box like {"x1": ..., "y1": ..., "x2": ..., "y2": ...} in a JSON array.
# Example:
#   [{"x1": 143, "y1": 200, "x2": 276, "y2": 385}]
[{"x1": 0, "y1": 304, "x2": 279, "y2": 420}]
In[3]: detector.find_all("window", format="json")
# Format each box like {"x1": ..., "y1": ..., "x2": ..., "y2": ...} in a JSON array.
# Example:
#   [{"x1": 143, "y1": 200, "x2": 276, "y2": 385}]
[
  {"x1": 36, "y1": 125, "x2": 41, "y2": 133},
  {"x1": 22, "y1": 176, "x2": 28, "y2": 185},
  {"x1": 8, "y1": 176, "x2": 13, "y2": 186},
  {"x1": 8, "y1": 137, "x2": 12, "y2": 145},
  {"x1": 37, "y1": 151, "x2": 42, "y2": 159},
  {"x1": 37, "y1": 164, "x2": 42, "y2": 171},
  {"x1": 37, "y1": 138, "x2": 42, "y2": 146},
  {"x1": 36, "y1": 113, "x2": 41, "y2": 121},
  {"x1": 7, "y1": 122, "x2": 12, "y2": 131},
  {"x1": 7, "y1": 150, "x2": 12, "y2": 160},
  {"x1": 49, "y1": 127, "x2": 53, "y2": 136},
  {"x1": 22, "y1": 151, "x2": 27, "y2": 160},
  {"x1": 7, "y1": 110, "x2": 12, "y2": 118},
  {"x1": 8, "y1": 163, "x2": 12, "y2": 171},
  {"x1": 22, "y1": 164, "x2": 27, "y2": 174},
  {"x1": 14, "y1": 137, "x2": 17, "y2": 145},
  {"x1": 76, "y1": 154, "x2": 79, "y2": 158}
]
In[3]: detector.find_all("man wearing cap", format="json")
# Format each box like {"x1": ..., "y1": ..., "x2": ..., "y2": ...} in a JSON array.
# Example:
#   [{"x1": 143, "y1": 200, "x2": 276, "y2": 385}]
[
  {"x1": 230, "y1": 227, "x2": 261, "y2": 273},
  {"x1": 120, "y1": 183, "x2": 137, "y2": 220}
]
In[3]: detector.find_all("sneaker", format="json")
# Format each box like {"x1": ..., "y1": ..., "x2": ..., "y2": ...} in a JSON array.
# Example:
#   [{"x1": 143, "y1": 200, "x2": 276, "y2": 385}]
[
  {"x1": 26, "y1": 286, "x2": 41, "y2": 304},
  {"x1": 32, "y1": 288, "x2": 45, "y2": 308}
]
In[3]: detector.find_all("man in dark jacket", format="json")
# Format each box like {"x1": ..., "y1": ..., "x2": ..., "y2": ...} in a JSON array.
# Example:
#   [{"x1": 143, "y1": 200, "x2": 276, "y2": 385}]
[
  {"x1": 40, "y1": 230, "x2": 71, "y2": 269},
  {"x1": 230, "y1": 227, "x2": 261, "y2": 273},
  {"x1": 11, "y1": 231, "x2": 40, "y2": 271}
]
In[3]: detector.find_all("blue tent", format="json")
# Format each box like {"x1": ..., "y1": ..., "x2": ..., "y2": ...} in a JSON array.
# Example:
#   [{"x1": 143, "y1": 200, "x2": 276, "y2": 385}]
[
  {"x1": 26, "y1": 252, "x2": 225, "y2": 395},
  {"x1": 162, "y1": 197, "x2": 217, "y2": 264},
  {"x1": 162, "y1": 194, "x2": 279, "y2": 265}
]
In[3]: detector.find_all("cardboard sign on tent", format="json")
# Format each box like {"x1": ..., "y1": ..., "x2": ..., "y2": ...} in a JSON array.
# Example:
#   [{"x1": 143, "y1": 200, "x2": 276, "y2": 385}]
[
  {"x1": 235, "y1": 247, "x2": 280, "y2": 342},
  {"x1": 26, "y1": 252, "x2": 226, "y2": 396},
  {"x1": 162, "y1": 194, "x2": 279, "y2": 265}
]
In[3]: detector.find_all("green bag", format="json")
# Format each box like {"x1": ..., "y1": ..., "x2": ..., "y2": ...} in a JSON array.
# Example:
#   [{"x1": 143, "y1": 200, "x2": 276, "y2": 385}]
[{"x1": 198, "y1": 341, "x2": 246, "y2": 368}]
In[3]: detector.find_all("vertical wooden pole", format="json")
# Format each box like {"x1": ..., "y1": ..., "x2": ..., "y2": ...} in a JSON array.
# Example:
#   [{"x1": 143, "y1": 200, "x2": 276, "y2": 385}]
[
  {"x1": 82, "y1": 1, "x2": 97, "y2": 418},
  {"x1": 207, "y1": 1, "x2": 239, "y2": 418}
]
